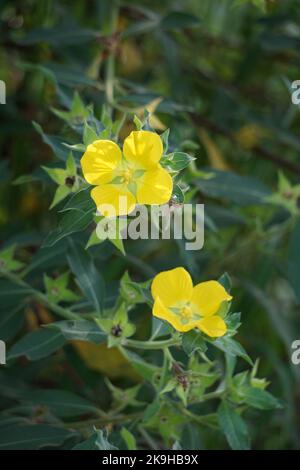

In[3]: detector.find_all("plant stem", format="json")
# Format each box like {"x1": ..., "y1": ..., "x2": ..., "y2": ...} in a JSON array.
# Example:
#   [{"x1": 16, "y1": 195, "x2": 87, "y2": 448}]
[
  {"x1": 65, "y1": 412, "x2": 142, "y2": 430},
  {"x1": 182, "y1": 409, "x2": 218, "y2": 430},
  {"x1": 158, "y1": 348, "x2": 170, "y2": 391},
  {"x1": 0, "y1": 268, "x2": 78, "y2": 321},
  {"x1": 105, "y1": 2, "x2": 119, "y2": 113},
  {"x1": 138, "y1": 425, "x2": 158, "y2": 450},
  {"x1": 123, "y1": 337, "x2": 180, "y2": 350}
]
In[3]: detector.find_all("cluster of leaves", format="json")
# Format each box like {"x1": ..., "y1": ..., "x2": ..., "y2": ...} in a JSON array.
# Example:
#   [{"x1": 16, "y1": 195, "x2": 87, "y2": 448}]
[
  {"x1": 0, "y1": 100, "x2": 282, "y2": 450},
  {"x1": 1, "y1": 0, "x2": 300, "y2": 451}
]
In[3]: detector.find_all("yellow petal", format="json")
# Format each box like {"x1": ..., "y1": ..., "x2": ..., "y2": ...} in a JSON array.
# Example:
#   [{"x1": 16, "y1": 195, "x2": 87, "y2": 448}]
[
  {"x1": 153, "y1": 297, "x2": 196, "y2": 333},
  {"x1": 197, "y1": 315, "x2": 227, "y2": 337},
  {"x1": 81, "y1": 140, "x2": 122, "y2": 185},
  {"x1": 151, "y1": 267, "x2": 193, "y2": 307},
  {"x1": 123, "y1": 130, "x2": 163, "y2": 168},
  {"x1": 91, "y1": 184, "x2": 136, "y2": 217},
  {"x1": 136, "y1": 165, "x2": 173, "y2": 205},
  {"x1": 191, "y1": 280, "x2": 232, "y2": 317}
]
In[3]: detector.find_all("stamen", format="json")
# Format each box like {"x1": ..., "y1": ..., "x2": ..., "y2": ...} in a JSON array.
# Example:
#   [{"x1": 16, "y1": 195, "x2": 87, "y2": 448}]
[
  {"x1": 120, "y1": 168, "x2": 133, "y2": 184},
  {"x1": 181, "y1": 305, "x2": 193, "y2": 320}
]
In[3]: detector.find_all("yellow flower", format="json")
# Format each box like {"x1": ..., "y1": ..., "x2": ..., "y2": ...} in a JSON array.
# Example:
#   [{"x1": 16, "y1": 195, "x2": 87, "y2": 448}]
[
  {"x1": 80, "y1": 130, "x2": 173, "y2": 216},
  {"x1": 151, "y1": 267, "x2": 232, "y2": 337}
]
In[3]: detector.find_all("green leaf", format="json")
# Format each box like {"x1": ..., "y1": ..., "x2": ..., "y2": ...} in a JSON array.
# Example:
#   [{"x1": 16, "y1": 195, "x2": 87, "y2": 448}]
[
  {"x1": 33, "y1": 122, "x2": 73, "y2": 162},
  {"x1": 121, "y1": 427, "x2": 137, "y2": 450},
  {"x1": 151, "y1": 317, "x2": 172, "y2": 340},
  {"x1": 19, "y1": 25, "x2": 100, "y2": 46},
  {"x1": 83, "y1": 122, "x2": 99, "y2": 146},
  {"x1": 67, "y1": 240, "x2": 105, "y2": 314},
  {"x1": 73, "y1": 430, "x2": 117, "y2": 450},
  {"x1": 161, "y1": 128, "x2": 170, "y2": 153},
  {"x1": 172, "y1": 185, "x2": 185, "y2": 204},
  {"x1": 26, "y1": 242, "x2": 68, "y2": 274},
  {"x1": 218, "y1": 402, "x2": 250, "y2": 450},
  {"x1": 44, "y1": 272, "x2": 80, "y2": 303},
  {"x1": 50, "y1": 185, "x2": 72, "y2": 209},
  {"x1": 48, "y1": 320, "x2": 106, "y2": 343},
  {"x1": 0, "y1": 305, "x2": 24, "y2": 341},
  {"x1": 60, "y1": 188, "x2": 94, "y2": 213},
  {"x1": 197, "y1": 170, "x2": 271, "y2": 206},
  {"x1": 218, "y1": 272, "x2": 232, "y2": 292},
  {"x1": 42, "y1": 166, "x2": 67, "y2": 185},
  {"x1": 0, "y1": 280, "x2": 33, "y2": 308},
  {"x1": 133, "y1": 114, "x2": 143, "y2": 130},
  {"x1": 240, "y1": 386, "x2": 283, "y2": 410},
  {"x1": 234, "y1": 0, "x2": 266, "y2": 11},
  {"x1": 160, "y1": 12, "x2": 201, "y2": 30},
  {"x1": 73, "y1": 434, "x2": 100, "y2": 450},
  {"x1": 164, "y1": 152, "x2": 195, "y2": 171},
  {"x1": 12, "y1": 174, "x2": 43, "y2": 185},
  {"x1": 8, "y1": 329, "x2": 65, "y2": 361},
  {"x1": 43, "y1": 207, "x2": 94, "y2": 247},
  {"x1": 288, "y1": 218, "x2": 300, "y2": 302},
  {"x1": 0, "y1": 245, "x2": 24, "y2": 271},
  {"x1": 211, "y1": 337, "x2": 253, "y2": 365},
  {"x1": 121, "y1": 348, "x2": 159, "y2": 381},
  {"x1": 22, "y1": 389, "x2": 98, "y2": 417},
  {"x1": 182, "y1": 330, "x2": 207, "y2": 356},
  {"x1": 0, "y1": 425, "x2": 73, "y2": 450},
  {"x1": 143, "y1": 399, "x2": 161, "y2": 421},
  {"x1": 120, "y1": 272, "x2": 152, "y2": 306}
]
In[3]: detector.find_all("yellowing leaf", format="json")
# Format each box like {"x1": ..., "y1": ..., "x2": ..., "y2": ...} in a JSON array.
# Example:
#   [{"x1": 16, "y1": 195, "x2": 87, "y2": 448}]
[
  {"x1": 234, "y1": 124, "x2": 264, "y2": 150},
  {"x1": 72, "y1": 341, "x2": 140, "y2": 381},
  {"x1": 198, "y1": 129, "x2": 230, "y2": 170}
]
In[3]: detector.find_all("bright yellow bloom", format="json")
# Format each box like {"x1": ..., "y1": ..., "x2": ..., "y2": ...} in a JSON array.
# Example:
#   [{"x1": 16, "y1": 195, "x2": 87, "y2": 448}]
[
  {"x1": 81, "y1": 130, "x2": 173, "y2": 216},
  {"x1": 151, "y1": 267, "x2": 232, "y2": 337}
]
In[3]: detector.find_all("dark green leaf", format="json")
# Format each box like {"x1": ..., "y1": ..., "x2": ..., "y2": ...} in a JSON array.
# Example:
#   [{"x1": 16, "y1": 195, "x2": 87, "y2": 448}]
[
  {"x1": 182, "y1": 330, "x2": 207, "y2": 356},
  {"x1": 67, "y1": 240, "x2": 105, "y2": 314},
  {"x1": 8, "y1": 329, "x2": 65, "y2": 361},
  {"x1": 218, "y1": 402, "x2": 250, "y2": 450},
  {"x1": 211, "y1": 337, "x2": 253, "y2": 365},
  {"x1": 22, "y1": 389, "x2": 98, "y2": 417},
  {"x1": 288, "y1": 218, "x2": 300, "y2": 302},
  {"x1": 73, "y1": 430, "x2": 117, "y2": 450},
  {"x1": 197, "y1": 170, "x2": 271, "y2": 205},
  {"x1": 240, "y1": 386, "x2": 283, "y2": 410},
  {"x1": 160, "y1": 12, "x2": 201, "y2": 30},
  {"x1": 19, "y1": 26, "x2": 100, "y2": 46},
  {"x1": 0, "y1": 425, "x2": 73, "y2": 449},
  {"x1": 43, "y1": 207, "x2": 94, "y2": 247},
  {"x1": 49, "y1": 320, "x2": 106, "y2": 343}
]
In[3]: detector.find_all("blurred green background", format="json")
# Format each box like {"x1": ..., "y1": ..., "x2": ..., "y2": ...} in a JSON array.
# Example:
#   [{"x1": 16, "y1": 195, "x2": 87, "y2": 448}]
[{"x1": 1, "y1": 0, "x2": 300, "y2": 449}]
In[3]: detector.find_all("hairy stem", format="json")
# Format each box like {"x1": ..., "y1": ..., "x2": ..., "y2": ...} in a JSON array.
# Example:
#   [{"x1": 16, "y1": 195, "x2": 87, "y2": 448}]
[{"x1": 123, "y1": 337, "x2": 180, "y2": 350}]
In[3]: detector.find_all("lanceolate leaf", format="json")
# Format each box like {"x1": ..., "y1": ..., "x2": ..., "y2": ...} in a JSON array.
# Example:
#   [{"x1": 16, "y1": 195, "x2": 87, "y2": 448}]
[
  {"x1": 218, "y1": 402, "x2": 250, "y2": 450},
  {"x1": 48, "y1": 320, "x2": 106, "y2": 343},
  {"x1": 43, "y1": 207, "x2": 94, "y2": 247},
  {"x1": 240, "y1": 386, "x2": 283, "y2": 410},
  {"x1": 197, "y1": 169, "x2": 271, "y2": 205},
  {"x1": 22, "y1": 389, "x2": 98, "y2": 417},
  {"x1": 67, "y1": 240, "x2": 105, "y2": 315},
  {"x1": 288, "y1": 217, "x2": 300, "y2": 302},
  {"x1": 0, "y1": 425, "x2": 73, "y2": 450},
  {"x1": 211, "y1": 337, "x2": 253, "y2": 365},
  {"x1": 182, "y1": 330, "x2": 207, "y2": 356},
  {"x1": 8, "y1": 329, "x2": 65, "y2": 361},
  {"x1": 73, "y1": 430, "x2": 117, "y2": 450}
]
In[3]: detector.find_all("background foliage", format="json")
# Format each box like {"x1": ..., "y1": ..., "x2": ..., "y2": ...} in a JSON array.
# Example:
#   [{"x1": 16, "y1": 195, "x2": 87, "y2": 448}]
[{"x1": 1, "y1": 0, "x2": 300, "y2": 450}]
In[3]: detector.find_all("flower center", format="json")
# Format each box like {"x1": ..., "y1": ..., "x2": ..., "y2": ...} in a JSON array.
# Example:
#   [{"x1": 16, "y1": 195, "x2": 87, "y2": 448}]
[
  {"x1": 180, "y1": 305, "x2": 193, "y2": 320},
  {"x1": 120, "y1": 168, "x2": 133, "y2": 184}
]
